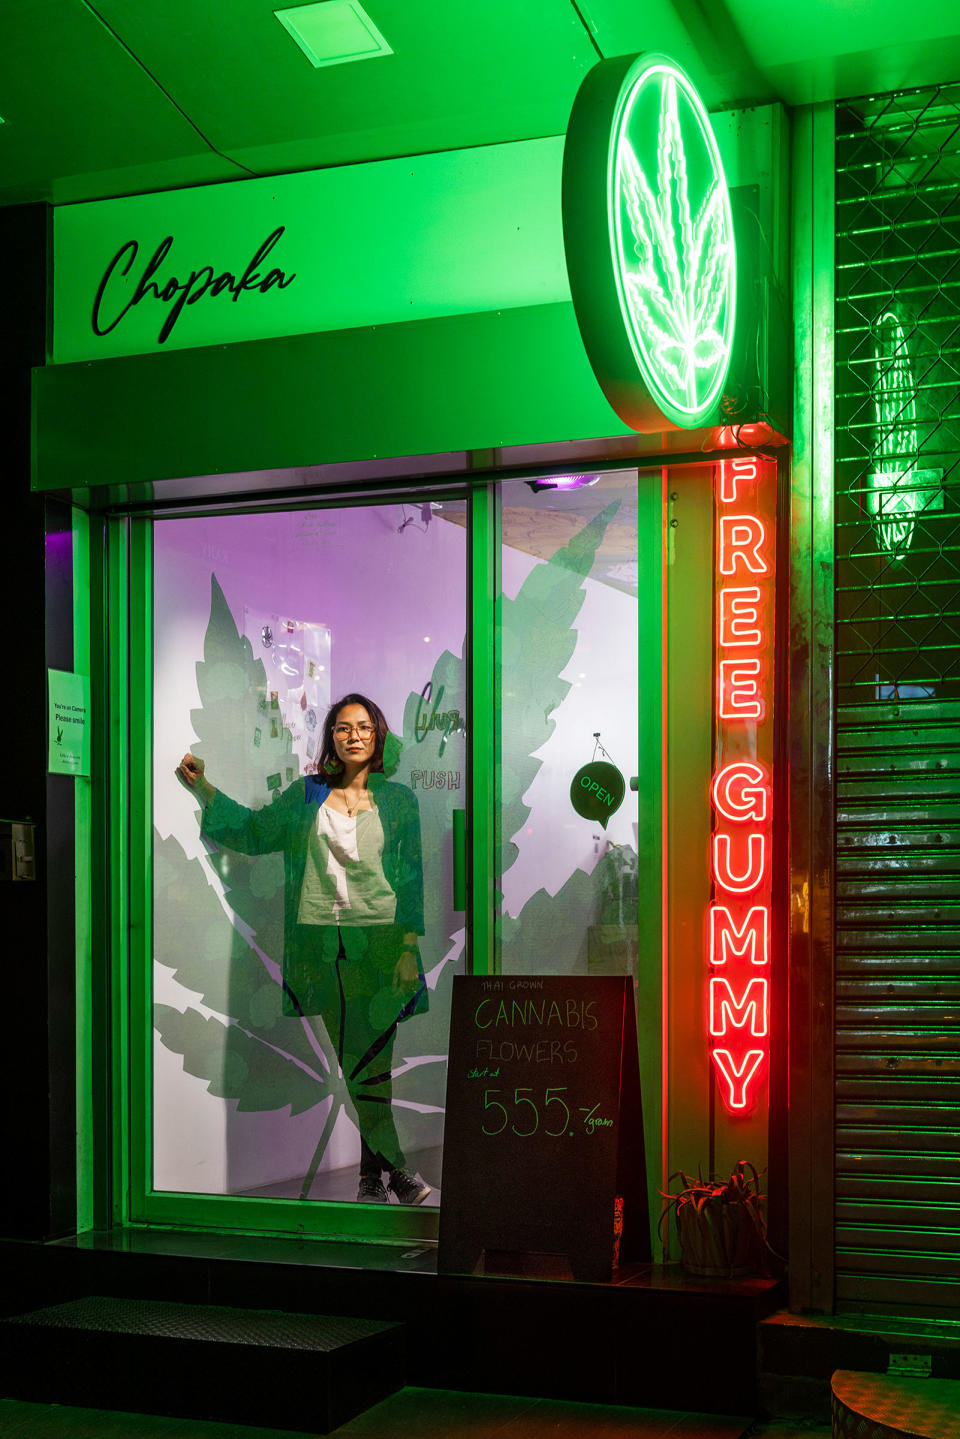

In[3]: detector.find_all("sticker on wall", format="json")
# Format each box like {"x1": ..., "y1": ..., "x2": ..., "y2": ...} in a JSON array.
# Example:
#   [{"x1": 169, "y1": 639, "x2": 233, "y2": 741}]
[
  {"x1": 244, "y1": 607, "x2": 331, "y2": 773},
  {"x1": 563, "y1": 53, "x2": 736, "y2": 432},
  {"x1": 48, "y1": 668, "x2": 91, "y2": 776},
  {"x1": 414, "y1": 680, "x2": 464, "y2": 758},
  {"x1": 570, "y1": 735, "x2": 625, "y2": 828}
]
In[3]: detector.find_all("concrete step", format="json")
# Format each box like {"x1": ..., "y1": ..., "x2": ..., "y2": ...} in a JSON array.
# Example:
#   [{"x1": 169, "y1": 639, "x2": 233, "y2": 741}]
[
  {"x1": 2, "y1": 1235, "x2": 784, "y2": 1414},
  {"x1": 759, "y1": 1309, "x2": 960, "y2": 1421},
  {"x1": 832, "y1": 1369, "x2": 960, "y2": 1438},
  {"x1": 0, "y1": 1295, "x2": 404, "y2": 1434}
]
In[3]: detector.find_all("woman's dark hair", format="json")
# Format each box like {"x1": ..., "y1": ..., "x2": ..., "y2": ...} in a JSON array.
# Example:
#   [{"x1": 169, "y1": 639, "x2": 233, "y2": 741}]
[{"x1": 318, "y1": 693, "x2": 390, "y2": 776}]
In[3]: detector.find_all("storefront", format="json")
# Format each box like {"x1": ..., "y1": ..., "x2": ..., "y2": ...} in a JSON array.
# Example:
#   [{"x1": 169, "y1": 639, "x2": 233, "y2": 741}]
[
  {"x1": 4, "y1": 7, "x2": 960, "y2": 1427},
  {"x1": 18, "y1": 56, "x2": 794, "y2": 1273}
]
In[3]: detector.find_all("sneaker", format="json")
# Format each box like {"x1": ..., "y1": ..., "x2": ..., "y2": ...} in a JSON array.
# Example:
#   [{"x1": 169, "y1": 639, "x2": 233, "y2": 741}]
[
  {"x1": 357, "y1": 1175, "x2": 388, "y2": 1203},
  {"x1": 387, "y1": 1168, "x2": 432, "y2": 1206}
]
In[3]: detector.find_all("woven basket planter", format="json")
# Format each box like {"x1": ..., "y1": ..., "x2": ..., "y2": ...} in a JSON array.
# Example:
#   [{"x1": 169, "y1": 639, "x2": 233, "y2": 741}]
[{"x1": 661, "y1": 1161, "x2": 769, "y2": 1279}]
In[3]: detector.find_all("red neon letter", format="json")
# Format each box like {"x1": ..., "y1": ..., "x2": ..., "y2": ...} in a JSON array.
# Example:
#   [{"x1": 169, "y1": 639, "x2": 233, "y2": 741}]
[
  {"x1": 711, "y1": 762, "x2": 768, "y2": 823},
  {"x1": 711, "y1": 1048, "x2": 765, "y2": 1110},
  {"x1": 718, "y1": 457, "x2": 758, "y2": 504},
  {"x1": 711, "y1": 456, "x2": 777, "y2": 1118},
  {"x1": 719, "y1": 586, "x2": 762, "y2": 647},
  {"x1": 709, "y1": 905, "x2": 769, "y2": 966},
  {"x1": 719, "y1": 515, "x2": 768, "y2": 575},
  {"x1": 709, "y1": 977, "x2": 769, "y2": 1037},
  {"x1": 713, "y1": 832, "x2": 766, "y2": 892},
  {"x1": 719, "y1": 658, "x2": 763, "y2": 719}
]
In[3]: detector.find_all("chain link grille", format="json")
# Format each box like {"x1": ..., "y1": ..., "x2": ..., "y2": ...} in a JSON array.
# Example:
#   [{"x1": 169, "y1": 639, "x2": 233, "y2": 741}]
[
  {"x1": 833, "y1": 85, "x2": 960, "y2": 1318},
  {"x1": 836, "y1": 84, "x2": 960, "y2": 704}
]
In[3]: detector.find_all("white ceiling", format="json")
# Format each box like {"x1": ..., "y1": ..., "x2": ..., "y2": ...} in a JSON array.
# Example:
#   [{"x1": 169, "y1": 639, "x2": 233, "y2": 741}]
[{"x1": 1, "y1": 0, "x2": 959, "y2": 206}]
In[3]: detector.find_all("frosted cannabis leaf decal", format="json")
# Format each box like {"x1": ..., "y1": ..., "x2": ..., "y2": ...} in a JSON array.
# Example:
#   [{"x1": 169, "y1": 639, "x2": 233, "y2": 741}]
[
  {"x1": 614, "y1": 66, "x2": 735, "y2": 422},
  {"x1": 498, "y1": 500, "x2": 620, "y2": 879},
  {"x1": 156, "y1": 577, "x2": 455, "y2": 1201},
  {"x1": 155, "y1": 503, "x2": 632, "y2": 1198}
]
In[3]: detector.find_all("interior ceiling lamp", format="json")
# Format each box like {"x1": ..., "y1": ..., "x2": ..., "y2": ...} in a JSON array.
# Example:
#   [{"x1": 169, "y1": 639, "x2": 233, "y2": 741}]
[
  {"x1": 867, "y1": 310, "x2": 943, "y2": 559},
  {"x1": 274, "y1": 0, "x2": 393, "y2": 68},
  {"x1": 526, "y1": 474, "x2": 601, "y2": 493},
  {"x1": 563, "y1": 54, "x2": 736, "y2": 432}
]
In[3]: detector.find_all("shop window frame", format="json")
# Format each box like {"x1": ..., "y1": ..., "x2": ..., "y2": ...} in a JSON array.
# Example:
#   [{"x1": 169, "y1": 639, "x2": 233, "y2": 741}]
[{"x1": 86, "y1": 458, "x2": 685, "y2": 1250}]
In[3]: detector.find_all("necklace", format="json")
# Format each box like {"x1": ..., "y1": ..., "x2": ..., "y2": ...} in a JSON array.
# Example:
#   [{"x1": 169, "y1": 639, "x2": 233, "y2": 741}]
[{"x1": 340, "y1": 787, "x2": 366, "y2": 817}]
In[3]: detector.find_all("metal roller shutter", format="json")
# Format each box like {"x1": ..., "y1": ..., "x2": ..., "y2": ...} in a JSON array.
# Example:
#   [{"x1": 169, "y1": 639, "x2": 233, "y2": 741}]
[
  {"x1": 834, "y1": 84, "x2": 960, "y2": 1314},
  {"x1": 835, "y1": 701, "x2": 960, "y2": 1313}
]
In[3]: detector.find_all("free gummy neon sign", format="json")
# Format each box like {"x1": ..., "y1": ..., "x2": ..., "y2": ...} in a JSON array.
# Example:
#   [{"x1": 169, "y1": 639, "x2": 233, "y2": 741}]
[{"x1": 709, "y1": 454, "x2": 776, "y2": 1113}]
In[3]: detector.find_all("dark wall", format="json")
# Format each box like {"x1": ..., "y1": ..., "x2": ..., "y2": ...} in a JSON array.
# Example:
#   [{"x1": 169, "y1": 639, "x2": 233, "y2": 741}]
[{"x1": 0, "y1": 203, "x2": 78, "y2": 1239}]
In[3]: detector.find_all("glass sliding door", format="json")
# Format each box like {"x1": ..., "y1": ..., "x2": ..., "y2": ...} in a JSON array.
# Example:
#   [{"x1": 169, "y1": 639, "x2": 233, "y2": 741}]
[
  {"x1": 494, "y1": 469, "x2": 664, "y2": 1221},
  {"x1": 496, "y1": 470, "x2": 655, "y2": 980},
  {"x1": 141, "y1": 494, "x2": 467, "y2": 1227}
]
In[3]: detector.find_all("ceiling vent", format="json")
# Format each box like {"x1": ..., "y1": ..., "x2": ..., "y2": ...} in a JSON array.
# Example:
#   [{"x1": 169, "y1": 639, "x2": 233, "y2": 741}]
[{"x1": 274, "y1": 1, "x2": 393, "y2": 69}]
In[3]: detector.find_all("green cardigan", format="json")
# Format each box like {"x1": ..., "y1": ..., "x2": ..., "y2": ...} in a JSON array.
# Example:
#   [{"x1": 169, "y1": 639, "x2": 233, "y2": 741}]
[{"x1": 201, "y1": 772, "x2": 426, "y2": 1018}]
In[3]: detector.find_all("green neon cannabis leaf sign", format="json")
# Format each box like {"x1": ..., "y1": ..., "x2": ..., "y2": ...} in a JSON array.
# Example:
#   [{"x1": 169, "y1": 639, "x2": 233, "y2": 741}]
[
  {"x1": 616, "y1": 71, "x2": 734, "y2": 419},
  {"x1": 564, "y1": 53, "x2": 736, "y2": 431},
  {"x1": 867, "y1": 309, "x2": 943, "y2": 559}
]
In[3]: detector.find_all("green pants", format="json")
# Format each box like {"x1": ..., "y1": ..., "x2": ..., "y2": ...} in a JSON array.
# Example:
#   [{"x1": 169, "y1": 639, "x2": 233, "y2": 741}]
[{"x1": 286, "y1": 924, "x2": 422, "y2": 1174}]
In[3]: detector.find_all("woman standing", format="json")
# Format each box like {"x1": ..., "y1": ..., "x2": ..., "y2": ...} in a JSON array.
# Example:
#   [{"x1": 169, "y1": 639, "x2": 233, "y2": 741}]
[{"x1": 177, "y1": 693, "x2": 431, "y2": 1205}]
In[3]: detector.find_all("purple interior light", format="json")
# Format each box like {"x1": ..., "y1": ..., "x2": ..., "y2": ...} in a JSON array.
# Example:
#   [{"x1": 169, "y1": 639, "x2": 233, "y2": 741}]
[{"x1": 541, "y1": 474, "x2": 600, "y2": 490}]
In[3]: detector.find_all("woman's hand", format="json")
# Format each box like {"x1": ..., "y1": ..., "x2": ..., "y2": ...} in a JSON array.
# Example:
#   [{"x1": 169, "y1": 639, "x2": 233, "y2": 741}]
[
  {"x1": 393, "y1": 949, "x2": 419, "y2": 990},
  {"x1": 176, "y1": 752, "x2": 216, "y2": 806}
]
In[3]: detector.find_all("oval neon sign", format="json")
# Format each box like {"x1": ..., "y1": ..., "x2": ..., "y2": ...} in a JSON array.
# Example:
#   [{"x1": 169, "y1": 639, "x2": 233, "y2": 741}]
[{"x1": 563, "y1": 54, "x2": 737, "y2": 431}]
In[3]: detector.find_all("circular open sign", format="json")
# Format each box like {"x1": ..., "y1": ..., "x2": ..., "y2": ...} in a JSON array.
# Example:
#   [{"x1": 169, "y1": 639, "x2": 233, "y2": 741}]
[{"x1": 570, "y1": 761, "x2": 626, "y2": 828}]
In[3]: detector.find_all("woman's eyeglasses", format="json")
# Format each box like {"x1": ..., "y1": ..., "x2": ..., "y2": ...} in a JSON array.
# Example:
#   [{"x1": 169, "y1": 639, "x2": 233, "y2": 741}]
[{"x1": 333, "y1": 722, "x2": 376, "y2": 739}]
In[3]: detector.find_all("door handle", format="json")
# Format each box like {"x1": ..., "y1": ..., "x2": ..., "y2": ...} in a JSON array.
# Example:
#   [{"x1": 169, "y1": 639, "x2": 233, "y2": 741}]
[{"x1": 453, "y1": 808, "x2": 466, "y2": 911}]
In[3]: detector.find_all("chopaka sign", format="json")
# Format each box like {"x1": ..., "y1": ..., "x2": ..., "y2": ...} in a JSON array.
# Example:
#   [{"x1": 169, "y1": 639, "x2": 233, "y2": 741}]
[
  {"x1": 708, "y1": 451, "x2": 776, "y2": 1114},
  {"x1": 91, "y1": 227, "x2": 296, "y2": 345}
]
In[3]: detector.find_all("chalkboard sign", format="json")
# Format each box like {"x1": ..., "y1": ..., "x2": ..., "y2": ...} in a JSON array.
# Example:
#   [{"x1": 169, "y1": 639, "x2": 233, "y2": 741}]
[{"x1": 438, "y1": 975, "x2": 649, "y2": 1282}]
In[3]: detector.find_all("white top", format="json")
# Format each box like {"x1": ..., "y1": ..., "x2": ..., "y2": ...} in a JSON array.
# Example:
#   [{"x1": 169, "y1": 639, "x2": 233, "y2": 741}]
[{"x1": 297, "y1": 801, "x2": 396, "y2": 926}]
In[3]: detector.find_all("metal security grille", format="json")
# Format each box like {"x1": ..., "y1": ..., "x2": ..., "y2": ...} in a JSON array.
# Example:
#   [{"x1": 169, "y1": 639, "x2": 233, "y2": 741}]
[
  {"x1": 834, "y1": 87, "x2": 960, "y2": 1316},
  {"x1": 835, "y1": 84, "x2": 960, "y2": 703}
]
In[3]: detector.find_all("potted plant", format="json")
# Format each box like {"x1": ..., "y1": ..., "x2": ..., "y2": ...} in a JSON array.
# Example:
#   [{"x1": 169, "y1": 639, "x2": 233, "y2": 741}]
[{"x1": 660, "y1": 1160, "x2": 771, "y2": 1278}]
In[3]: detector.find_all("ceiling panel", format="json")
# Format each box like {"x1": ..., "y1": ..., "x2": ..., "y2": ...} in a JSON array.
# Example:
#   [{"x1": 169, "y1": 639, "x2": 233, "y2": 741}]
[
  {"x1": 762, "y1": 38, "x2": 960, "y2": 109},
  {"x1": 0, "y1": 0, "x2": 239, "y2": 205},
  {"x1": 579, "y1": 0, "x2": 776, "y2": 110},
  {"x1": 730, "y1": 0, "x2": 960, "y2": 69},
  {"x1": 1, "y1": 0, "x2": 960, "y2": 209},
  {"x1": 94, "y1": 0, "x2": 598, "y2": 170},
  {"x1": 725, "y1": 0, "x2": 960, "y2": 105},
  {"x1": 51, "y1": 151, "x2": 241, "y2": 207}
]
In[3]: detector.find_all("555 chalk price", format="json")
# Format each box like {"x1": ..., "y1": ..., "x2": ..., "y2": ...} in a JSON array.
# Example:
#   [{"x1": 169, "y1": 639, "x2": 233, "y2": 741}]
[{"x1": 480, "y1": 1086, "x2": 612, "y2": 1137}]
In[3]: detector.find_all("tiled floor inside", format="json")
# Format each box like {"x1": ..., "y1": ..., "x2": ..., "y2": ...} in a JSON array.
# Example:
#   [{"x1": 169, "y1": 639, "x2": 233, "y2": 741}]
[
  {"x1": 238, "y1": 1147, "x2": 442, "y2": 1207},
  {"x1": 0, "y1": 1390, "x2": 830, "y2": 1438}
]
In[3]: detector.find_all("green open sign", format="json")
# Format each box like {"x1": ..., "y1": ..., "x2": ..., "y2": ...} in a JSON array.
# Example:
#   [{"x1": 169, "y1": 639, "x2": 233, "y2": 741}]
[{"x1": 570, "y1": 761, "x2": 626, "y2": 828}]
